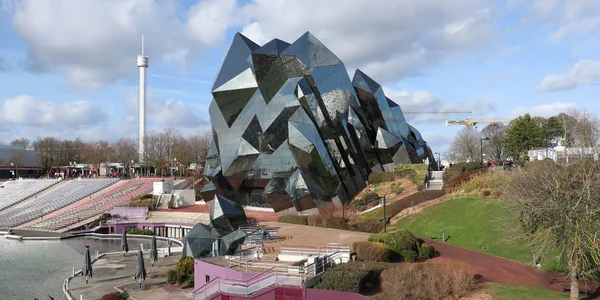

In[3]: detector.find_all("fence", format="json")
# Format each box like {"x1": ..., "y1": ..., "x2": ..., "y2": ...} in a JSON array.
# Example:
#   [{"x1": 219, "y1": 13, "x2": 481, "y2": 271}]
[{"x1": 194, "y1": 251, "x2": 344, "y2": 300}]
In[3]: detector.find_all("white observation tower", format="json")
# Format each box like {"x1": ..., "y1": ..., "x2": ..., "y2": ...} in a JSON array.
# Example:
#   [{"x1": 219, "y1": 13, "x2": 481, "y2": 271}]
[{"x1": 137, "y1": 34, "x2": 148, "y2": 163}]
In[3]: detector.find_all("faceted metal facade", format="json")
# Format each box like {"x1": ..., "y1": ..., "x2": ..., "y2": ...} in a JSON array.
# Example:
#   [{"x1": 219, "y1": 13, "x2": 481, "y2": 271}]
[{"x1": 202, "y1": 32, "x2": 437, "y2": 213}]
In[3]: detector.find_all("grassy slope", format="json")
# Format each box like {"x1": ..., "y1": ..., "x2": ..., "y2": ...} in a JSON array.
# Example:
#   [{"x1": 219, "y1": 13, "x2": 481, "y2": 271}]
[
  {"x1": 489, "y1": 283, "x2": 569, "y2": 300},
  {"x1": 394, "y1": 195, "x2": 561, "y2": 271}
]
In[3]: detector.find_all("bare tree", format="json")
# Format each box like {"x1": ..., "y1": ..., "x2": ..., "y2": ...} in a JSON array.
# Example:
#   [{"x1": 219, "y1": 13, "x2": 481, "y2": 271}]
[
  {"x1": 111, "y1": 138, "x2": 138, "y2": 176},
  {"x1": 505, "y1": 160, "x2": 600, "y2": 300},
  {"x1": 9, "y1": 151, "x2": 25, "y2": 178},
  {"x1": 10, "y1": 138, "x2": 30, "y2": 149},
  {"x1": 449, "y1": 127, "x2": 480, "y2": 162},
  {"x1": 188, "y1": 130, "x2": 212, "y2": 165},
  {"x1": 568, "y1": 108, "x2": 600, "y2": 150},
  {"x1": 481, "y1": 123, "x2": 506, "y2": 160},
  {"x1": 145, "y1": 128, "x2": 182, "y2": 176}
]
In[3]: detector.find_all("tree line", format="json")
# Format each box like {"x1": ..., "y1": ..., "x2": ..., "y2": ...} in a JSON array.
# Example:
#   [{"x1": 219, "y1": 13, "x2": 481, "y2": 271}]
[
  {"x1": 448, "y1": 108, "x2": 600, "y2": 162},
  {"x1": 2, "y1": 128, "x2": 212, "y2": 175}
]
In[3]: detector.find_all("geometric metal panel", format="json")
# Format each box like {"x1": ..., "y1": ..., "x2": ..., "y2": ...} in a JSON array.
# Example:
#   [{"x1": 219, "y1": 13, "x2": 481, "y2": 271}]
[{"x1": 204, "y1": 31, "x2": 437, "y2": 213}]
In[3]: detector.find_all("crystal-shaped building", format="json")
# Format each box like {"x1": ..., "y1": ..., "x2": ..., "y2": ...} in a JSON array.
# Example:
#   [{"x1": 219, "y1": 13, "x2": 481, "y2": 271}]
[{"x1": 202, "y1": 32, "x2": 437, "y2": 214}]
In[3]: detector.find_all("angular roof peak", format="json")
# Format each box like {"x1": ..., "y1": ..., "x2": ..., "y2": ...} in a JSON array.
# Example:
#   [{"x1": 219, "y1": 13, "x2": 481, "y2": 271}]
[
  {"x1": 254, "y1": 38, "x2": 291, "y2": 55},
  {"x1": 352, "y1": 69, "x2": 381, "y2": 93}
]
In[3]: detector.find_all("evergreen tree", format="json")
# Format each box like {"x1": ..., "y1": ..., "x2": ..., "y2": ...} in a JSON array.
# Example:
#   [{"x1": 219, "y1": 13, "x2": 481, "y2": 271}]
[{"x1": 503, "y1": 113, "x2": 542, "y2": 157}]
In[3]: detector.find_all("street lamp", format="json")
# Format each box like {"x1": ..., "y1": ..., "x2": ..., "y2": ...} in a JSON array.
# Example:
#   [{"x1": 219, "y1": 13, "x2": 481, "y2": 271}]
[
  {"x1": 480, "y1": 137, "x2": 490, "y2": 163},
  {"x1": 173, "y1": 158, "x2": 177, "y2": 179},
  {"x1": 376, "y1": 194, "x2": 388, "y2": 233}
]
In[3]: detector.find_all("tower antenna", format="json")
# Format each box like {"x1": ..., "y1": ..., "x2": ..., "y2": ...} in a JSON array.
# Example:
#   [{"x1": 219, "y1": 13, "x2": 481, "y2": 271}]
[{"x1": 141, "y1": 33, "x2": 144, "y2": 56}]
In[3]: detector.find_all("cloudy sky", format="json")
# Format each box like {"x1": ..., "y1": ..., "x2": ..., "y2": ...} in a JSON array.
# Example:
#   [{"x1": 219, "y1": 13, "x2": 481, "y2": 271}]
[{"x1": 1, "y1": 0, "x2": 599, "y2": 154}]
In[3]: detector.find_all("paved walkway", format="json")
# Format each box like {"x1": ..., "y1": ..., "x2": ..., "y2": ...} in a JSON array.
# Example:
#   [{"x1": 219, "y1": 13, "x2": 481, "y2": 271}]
[
  {"x1": 69, "y1": 253, "x2": 193, "y2": 300},
  {"x1": 424, "y1": 238, "x2": 599, "y2": 296},
  {"x1": 260, "y1": 222, "x2": 371, "y2": 255}
]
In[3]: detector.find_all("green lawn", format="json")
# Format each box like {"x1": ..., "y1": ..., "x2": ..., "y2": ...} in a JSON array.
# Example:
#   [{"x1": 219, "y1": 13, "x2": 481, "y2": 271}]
[
  {"x1": 394, "y1": 195, "x2": 562, "y2": 271},
  {"x1": 489, "y1": 283, "x2": 570, "y2": 300}
]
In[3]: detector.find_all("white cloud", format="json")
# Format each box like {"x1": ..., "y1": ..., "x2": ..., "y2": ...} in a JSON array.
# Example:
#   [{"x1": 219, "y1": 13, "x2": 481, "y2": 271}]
[
  {"x1": 0, "y1": 95, "x2": 106, "y2": 128},
  {"x1": 523, "y1": 0, "x2": 600, "y2": 42},
  {"x1": 238, "y1": 0, "x2": 497, "y2": 83},
  {"x1": 511, "y1": 102, "x2": 578, "y2": 118},
  {"x1": 535, "y1": 59, "x2": 600, "y2": 92},
  {"x1": 421, "y1": 131, "x2": 454, "y2": 152},
  {"x1": 4, "y1": 0, "x2": 236, "y2": 89},
  {"x1": 125, "y1": 92, "x2": 208, "y2": 128},
  {"x1": 383, "y1": 87, "x2": 495, "y2": 124}
]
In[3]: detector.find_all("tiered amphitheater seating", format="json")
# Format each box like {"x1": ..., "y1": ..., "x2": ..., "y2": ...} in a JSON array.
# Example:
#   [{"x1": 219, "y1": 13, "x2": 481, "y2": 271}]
[
  {"x1": 0, "y1": 179, "x2": 59, "y2": 211},
  {"x1": 21, "y1": 178, "x2": 171, "y2": 231},
  {"x1": 0, "y1": 178, "x2": 119, "y2": 229}
]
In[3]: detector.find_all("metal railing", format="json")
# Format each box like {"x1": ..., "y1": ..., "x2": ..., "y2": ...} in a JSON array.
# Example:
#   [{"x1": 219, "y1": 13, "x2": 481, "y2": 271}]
[{"x1": 194, "y1": 251, "x2": 343, "y2": 300}]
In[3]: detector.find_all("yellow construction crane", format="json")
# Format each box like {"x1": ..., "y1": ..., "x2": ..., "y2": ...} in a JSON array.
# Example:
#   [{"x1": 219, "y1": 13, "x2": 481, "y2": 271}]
[
  {"x1": 403, "y1": 110, "x2": 472, "y2": 114},
  {"x1": 446, "y1": 118, "x2": 511, "y2": 127}
]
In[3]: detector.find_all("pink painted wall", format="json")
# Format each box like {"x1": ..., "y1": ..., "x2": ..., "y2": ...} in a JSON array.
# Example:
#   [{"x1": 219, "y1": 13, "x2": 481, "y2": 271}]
[
  {"x1": 207, "y1": 286, "x2": 368, "y2": 300},
  {"x1": 194, "y1": 259, "x2": 260, "y2": 291}
]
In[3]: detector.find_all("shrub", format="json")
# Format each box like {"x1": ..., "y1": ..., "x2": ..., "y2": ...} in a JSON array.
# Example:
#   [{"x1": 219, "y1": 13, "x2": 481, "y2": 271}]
[
  {"x1": 176, "y1": 257, "x2": 194, "y2": 276},
  {"x1": 350, "y1": 198, "x2": 366, "y2": 209},
  {"x1": 394, "y1": 164, "x2": 428, "y2": 185},
  {"x1": 443, "y1": 162, "x2": 484, "y2": 186},
  {"x1": 166, "y1": 270, "x2": 177, "y2": 285},
  {"x1": 360, "y1": 191, "x2": 379, "y2": 203},
  {"x1": 353, "y1": 241, "x2": 391, "y2": 262},
  {"x1": 101, "y1": 291, "x2": 129, "y2": 300},
  {"x1": 325, "y1": 217, "x2": 347, "y2": 230},
  {"x1": 400, "y1": 250, "x2": 418, "y2": 262},
  {"x1": 278, "y1": 215, "x2": 308, "y2": 225},
  {"x1": 391, "y1": 184, "x2": 405, "y2": 195},
  {"x1": 315, "y1": 262, "x2": 388, "y2": 293},
  {"x1": 379, "y1": 263, "x2": 478, "y2": 300},
  {"x1": 176, "y1": 271, "x2": 188, "y2": 285},
  {"x1": 315, "y1": 268, "x2": 369, "y2": 293},
  {"x1": 368, "y1": 228, "x2": 419, "y2": 254},
  {"x1": 183, "y1": 273, "x2": 195, "y2": 287},
  {"x1": 482, "y1": 190, "x2": 491, "y2": 197},
  {"x1": 140, "y1": 194, "x2": 153, "y2": 199},
  {"x1": 125, "y1": 228, "x2": 154, "y2": 235},
  {"x1": 347, "y1": 220, "x2": 383, "y2": 233},
  {"x1": 418, "y1": 243, "x2": 435, "y2": 259},
  {"x1": 368, "y1": 172, "x2": 397, "y2": 184},
  {"x1": 307, "y1": 215, "x2": 322, "y2": 227}
]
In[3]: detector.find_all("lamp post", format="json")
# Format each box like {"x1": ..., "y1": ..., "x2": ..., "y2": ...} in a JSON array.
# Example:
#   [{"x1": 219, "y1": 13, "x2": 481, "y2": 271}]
[
  {"x1": 377, "y1": 195, "x2": 387, "y2": 233},
  {"x1": 173, "y1": 158, "x2": 177, "y2": 179},
  {"x1": 480, "y1": 137, "x2": 490, "y2": 163}
]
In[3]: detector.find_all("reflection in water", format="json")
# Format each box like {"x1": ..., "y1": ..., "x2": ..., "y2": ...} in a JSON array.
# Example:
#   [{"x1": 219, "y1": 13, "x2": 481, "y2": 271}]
[{"x1": 0, "y1": 236, "x2": 168, "y2": 299}]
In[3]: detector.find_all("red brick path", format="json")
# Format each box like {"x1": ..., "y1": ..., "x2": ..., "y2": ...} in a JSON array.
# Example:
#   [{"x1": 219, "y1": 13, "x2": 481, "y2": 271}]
[{"x1": 424, "y1": 238, "x2": 599, "y2": 296}]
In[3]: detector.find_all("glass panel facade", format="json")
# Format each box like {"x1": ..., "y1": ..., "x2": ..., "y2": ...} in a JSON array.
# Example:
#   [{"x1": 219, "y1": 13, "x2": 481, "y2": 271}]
[{"x1": 202, "y1": 32, "x2": 438, "y2": 213}]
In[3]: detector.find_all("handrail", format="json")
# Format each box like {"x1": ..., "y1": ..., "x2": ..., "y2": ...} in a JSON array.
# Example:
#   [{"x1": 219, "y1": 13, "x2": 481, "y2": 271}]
[{"x1": 194, "y1": 251, "x2": 343, "y2": 298}]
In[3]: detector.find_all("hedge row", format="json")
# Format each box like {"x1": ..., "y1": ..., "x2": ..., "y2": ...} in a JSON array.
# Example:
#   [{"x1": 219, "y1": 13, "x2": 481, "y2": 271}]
[
  {"x1": 368, "y1": 228, "x2": 419, "y2": 253},
  {"x1": 101, "y1": 291, "x2": 129, "y2": 300},
  {"x1": 353, "y1": 241, "x2": 392, "y2": 262},
  {"x1": 314, "y1": 262, "x2": 387, "y2": 293},
  {"x1": 280, "y1": 215, "x2": 383, "y2": 233},
  {"x1": 365, "y1": 229, "x2": 435, "y2": 262},
  {"x1": 125, "y1": 228, "x2": 154, "y2": 235},
  {"x1": 277, "y1": 215, "x2": 308, "y2": 225}
]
